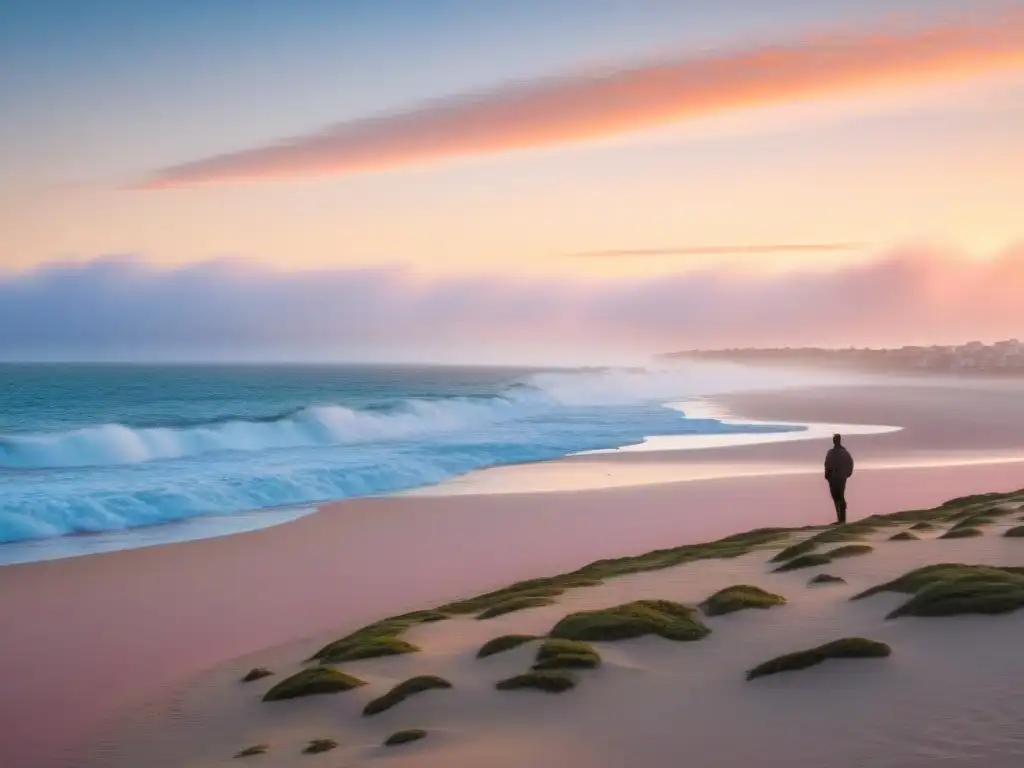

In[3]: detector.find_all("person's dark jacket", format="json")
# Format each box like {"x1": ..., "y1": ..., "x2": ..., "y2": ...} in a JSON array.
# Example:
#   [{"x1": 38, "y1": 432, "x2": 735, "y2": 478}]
[{"x1": 824, "y1": 446, "x2": 854, "y2": 481}]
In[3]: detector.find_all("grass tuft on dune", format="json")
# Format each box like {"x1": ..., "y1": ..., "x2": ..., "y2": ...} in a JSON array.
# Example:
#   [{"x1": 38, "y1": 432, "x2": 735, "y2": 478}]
[
  {"x1": 302, "y1": 739, "x2": 337, "y2": 754},
  {"x1": 384, "y1": 729, "x2": 427, "y2": 747},
  {"x1": 1004, "y1": 525, "x2": 1024, "y2": 537},
  {"x1": 240, "y1": 667, "x2": 273, "y2": 683},
  {"x1": 262, "y1": 667, "x2": 365, "y2": 701},
  {"x1": 437, "y1": 577, "x2": 599, "y2": 616},
  {"x1": 891, "y1": 581, "x2": 1024, "y2": 618},
  {"x1": 549, "y1": 599, "x2": 710, "y2": 642},
  {"x1": 395, "y1": 609, "x2": 450, "y2": 623},
  {"x1": 940, "y1": 527, "x2": 983, "y2": 539},
  {"x1": 773, "y1": 553, "x2": 832, "y2": 572},
  {"x1": 889, "y1": 531, "x2": 919, "y2": 541},
  {"x1": 699, "y1": 585, "x2": 786, "y2": 616},
  {"x1": 309, "y1": 616, "x2": 427, "y2": 664},
  {"x1": 746, "y1": 637, "x2": 890, "y2": 680},
  {"x1": 477, "y1": 634, "x2": 539, "y2": 659},
  {"x1": 233, "y1": 744, "x2": 269, "y2": 758},
  {"x1": 808, "y1": 573, "x2": 846, "y2": 585},
  {"x1": 767, "y1": 522, "x2": 880, "y2": 564},
  {"x1": 826, "y1": 544, "x2": 874, "y2": 559},
  {"x1": 313, "y1": 635, "x2": 420, "y2": 664},
  {"x1": 770, "y1": 539, "x2": 819, "y2": 563},
  {"x1": 496, "y1": 669, "x2": 577, "y2": 693},
  {"x1": 571, "y1": 528, "x2": 792, "y2": 581},
  {"x1": 363, "y1": 675, "x2": 452, "y2": 716},
  {"x1": 815, "y1": 520, "x2": 891, "y2": 543},
  {"x1": 476, "y1": 594, "x2": 557, "y2": 619},
  {"x1": 950, "y1": 513, "x2": 1000, "y2": 529},
  {"x1": 772, "y1": 539, "x2": 874, "y2": 573},
  {"x1": 852, "y1": 563, "x2": 1024, "y2": 618},
  {"x1": 940, "y1": 491, "x2": 1013, "y2": 508},
  {"x1": 532, "y1": 638, "x2": 601, "y2": 670}
]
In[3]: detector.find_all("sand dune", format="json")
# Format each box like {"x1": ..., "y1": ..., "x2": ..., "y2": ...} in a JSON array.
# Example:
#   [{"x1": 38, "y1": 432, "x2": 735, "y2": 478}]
[{"x1": 95, "y1": 493, "x2": 1024, "y2": 768}]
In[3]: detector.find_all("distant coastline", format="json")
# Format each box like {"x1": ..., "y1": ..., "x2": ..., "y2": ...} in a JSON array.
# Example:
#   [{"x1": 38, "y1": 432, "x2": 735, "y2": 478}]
[{"x1": 663, "y1": 338, "x2": 1024, "y2": 377}]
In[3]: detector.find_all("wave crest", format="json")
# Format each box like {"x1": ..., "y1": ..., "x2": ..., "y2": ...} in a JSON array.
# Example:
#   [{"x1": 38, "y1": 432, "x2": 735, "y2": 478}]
[
  {"x1": 0, "y1": 363, "x2": 847, "y2": 470},
  {"x1": 0, "y1": 397, "x2": 526, "y2": 469}
]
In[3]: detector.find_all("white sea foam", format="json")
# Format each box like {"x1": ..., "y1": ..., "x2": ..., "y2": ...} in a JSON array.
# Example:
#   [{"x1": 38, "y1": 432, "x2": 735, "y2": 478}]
[
  {"x1": 0, "y1": 362, "x2": 867, "y2": 546},
  {"x1": 0, "y1": 362, "x2": 848, "y2": 470}
]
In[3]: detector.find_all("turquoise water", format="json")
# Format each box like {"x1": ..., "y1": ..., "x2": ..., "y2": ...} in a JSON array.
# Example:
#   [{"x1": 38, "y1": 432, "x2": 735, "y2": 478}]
[{"x1": 0, "y1": 363, "x2": 800, "y2": 549}]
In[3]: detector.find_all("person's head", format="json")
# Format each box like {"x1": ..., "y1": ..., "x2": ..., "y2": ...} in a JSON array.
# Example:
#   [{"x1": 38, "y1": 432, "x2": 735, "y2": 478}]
[{"x1": 833, "y1": 433, "x2": 842, "y2": 447}]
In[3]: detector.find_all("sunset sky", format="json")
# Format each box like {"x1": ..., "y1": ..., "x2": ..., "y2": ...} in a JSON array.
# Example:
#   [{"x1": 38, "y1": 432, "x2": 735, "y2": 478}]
[{"x1": 2, "y1": 0, "x2": 1023, "y2": 362}]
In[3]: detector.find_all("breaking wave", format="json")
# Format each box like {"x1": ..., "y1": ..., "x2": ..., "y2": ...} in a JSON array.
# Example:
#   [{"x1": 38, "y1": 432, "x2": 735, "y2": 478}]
[
  {"x1": 0, "y1": 363, "x2": 835, "y2": 544},
  {"x1": 0, "y1": 364, "x2": 818, "y2": 470}
]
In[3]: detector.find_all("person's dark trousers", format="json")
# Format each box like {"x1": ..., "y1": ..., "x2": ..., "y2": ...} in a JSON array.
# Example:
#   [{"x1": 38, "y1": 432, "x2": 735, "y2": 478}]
[{"x1": 828, "y1": 477, "x2": 848, "y2": 524}]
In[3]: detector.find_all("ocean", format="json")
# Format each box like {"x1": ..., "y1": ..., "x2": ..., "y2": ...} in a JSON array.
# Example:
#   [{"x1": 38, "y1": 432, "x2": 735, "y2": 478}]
[{"x1": 0, "y1": 362, "x2": 807, "y2": 560}]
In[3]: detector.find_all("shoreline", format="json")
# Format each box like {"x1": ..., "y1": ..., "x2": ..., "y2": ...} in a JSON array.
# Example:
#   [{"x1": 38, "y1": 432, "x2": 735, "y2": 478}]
[
  {"x1": 399, "y1": 396, "x2": 903, "y2": 497},
  {"x1": 5, "y1": 383, "x2": 1022, "y2": 565},
  {"x1": 404, "y1": 385, "x2": 1024, "y2": 497},
  {"x1": 5, "y1": 381, "x2": 1024, "y2": 767},
  {"x1": 0, "y1": 394, "x2": 884, "y2": 566},
  {"x1": 11, "y1": 376, "x2": 1021, "y2": 567},
  {"x1": 0, "y1": 503, "x2": 319, "y2": 567}
]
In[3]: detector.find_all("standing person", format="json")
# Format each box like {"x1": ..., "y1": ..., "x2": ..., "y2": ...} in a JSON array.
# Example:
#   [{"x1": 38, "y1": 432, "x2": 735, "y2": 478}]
[{"x1": 824, "y1": 434, "x2": 854, "y2": 524}]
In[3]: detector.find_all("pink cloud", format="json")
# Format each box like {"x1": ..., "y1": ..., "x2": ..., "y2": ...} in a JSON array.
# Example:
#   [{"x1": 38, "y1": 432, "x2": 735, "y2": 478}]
[
  {"x1": 138, "y1": 10, "x2": 1024, "y2": 188},
  {"x1": 2, "y1": 243, "x2": 1023, "y2": 359}
]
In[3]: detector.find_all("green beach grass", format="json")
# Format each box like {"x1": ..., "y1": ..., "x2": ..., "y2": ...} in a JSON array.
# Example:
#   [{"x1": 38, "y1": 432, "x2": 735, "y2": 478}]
[
  {"x1": 549, "y1": 599, "x2": 710, "y2": 642},
  {"x1": 533, "y1": 638, "x2": 601, "y2": 670},
  {"x1": 302, "y1": 739, "x2": 337, "y2": 755},
  {"x1": 889, "y1": 531, "x2": 919, "y2": 541},
  {"x1": 496, "y1": 669, "x2": 577, "y2": 693},
  {"x1": 262, "y1": 667, "x2": 365, "y2": 702},
  {"x1": 477, "y1": 634, "x2": 539, "y2": 659},
  {"x1": 282, "y1": 489, "x2": 1024, "y2": 676},
  {"x1": 853, "y1": 563, "x2": 1024, "y2": 618},
  {"x1": 808, "y1": 573, "x2": 846, "y2": 585},
  {"x1": 363, "y1": 675, "x2": 452, "y2": 716},
  {"x1": 699, "y1": 585, "x2": 786, "y2": 616},
  {"x1": 233, "y1": 744, "x2": 269, "y2": 758},
  {"x1": 746, "y1": 638, "x2": 891, "y2": 680},
  {"x1": 384, "y1": 729, "x2": 427, "y2": 747}
]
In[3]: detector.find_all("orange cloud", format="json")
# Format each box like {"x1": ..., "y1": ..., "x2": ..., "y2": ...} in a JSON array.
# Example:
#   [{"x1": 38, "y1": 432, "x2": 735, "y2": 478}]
[
  {"x1": 139, "y1": 10, "x2": 1024, "y2": 188},
  {"x1": 568, "y1": 243, "x2": 868, "y2": 258}
]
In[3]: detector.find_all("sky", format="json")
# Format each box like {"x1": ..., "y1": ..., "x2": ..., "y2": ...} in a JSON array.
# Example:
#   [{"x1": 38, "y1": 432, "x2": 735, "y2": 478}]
[{"x1": 2, "y1": 0, "x2": 1023, "y2": 362}]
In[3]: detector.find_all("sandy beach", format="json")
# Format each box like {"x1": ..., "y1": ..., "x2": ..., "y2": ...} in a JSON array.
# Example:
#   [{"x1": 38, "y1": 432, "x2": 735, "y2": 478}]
[
  {"x1": 95, "y1": 501, "x2": 1024, "y2": 768},
  {"x1": 4, "y1": 381, "x2": 1024, "y2": 768},
  {"x1": 9, "y1": 1, "x2": 1024, "y2": 764}
]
